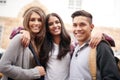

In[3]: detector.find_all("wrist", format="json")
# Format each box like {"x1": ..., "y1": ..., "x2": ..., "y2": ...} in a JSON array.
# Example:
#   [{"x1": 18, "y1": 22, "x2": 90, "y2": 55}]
[{"x1": 102, "y1": 33, "x2": 105, "y2": 40}]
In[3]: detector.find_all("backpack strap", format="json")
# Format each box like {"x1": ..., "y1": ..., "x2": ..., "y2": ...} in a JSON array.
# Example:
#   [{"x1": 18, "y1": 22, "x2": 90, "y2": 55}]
[
  {"x1": 29, "y1": 42, "x2": 41, "y2": 66},
  {"x1": 89, "y1": 47, "x2": 97, "y2": 80},
  {"x1": 29, "y1": 42, "x2": 44, "y2": 80}
]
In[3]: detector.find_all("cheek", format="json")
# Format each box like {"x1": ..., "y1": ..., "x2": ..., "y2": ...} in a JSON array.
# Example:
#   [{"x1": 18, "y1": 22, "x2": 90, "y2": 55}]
[
  {"x1": 48, "y1": 26, "x2": 52, "y2": 33},
  {"x1": 39, "y1": 22, "x2": 42, "y2": 26},
  {"x1": 88, "y1": 27, "x2": 92, "y2": 32},
  {"x1": 73, "y1": 30, "x2": 76, "y2": 37},
  {"x1": 48, "y1": 26, "x2": 52, "y2": 31},
  {"x1": 59, "y1": 26, "x2": 62, "y2": 32},
  {"x1": 39, "y1": 23, "x2": 43, "y2": 29},
  {"x1": 72, "y1": 27, "x2": 76, "y2": 34},
  {"x1": 29, "y1": 22, "x2": 32, "y2": 28},
  {"x1": 85, "y1": 29, "x2": 91, "y2": 37}
]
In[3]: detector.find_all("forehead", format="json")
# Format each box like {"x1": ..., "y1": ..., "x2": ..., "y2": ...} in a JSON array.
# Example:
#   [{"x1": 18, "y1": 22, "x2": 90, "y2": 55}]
[
  {"x1": 48, "y1": 16, "x2": 59, "y2": 22},
  {"x1": 73, "y1": 16, "x2": 88, "y2": 23},
  {"x1": 30, "y1": 12, "x2": 40, "y2": 18}
]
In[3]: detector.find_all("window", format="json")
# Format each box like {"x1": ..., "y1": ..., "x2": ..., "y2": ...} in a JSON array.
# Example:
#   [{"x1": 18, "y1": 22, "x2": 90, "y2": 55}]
[
  {"x1": 69, "y1": 0, "x2": 82, "y2": 10},
  {"x1": 0, "y1": 0, "x2": 7, "y2": 6}
]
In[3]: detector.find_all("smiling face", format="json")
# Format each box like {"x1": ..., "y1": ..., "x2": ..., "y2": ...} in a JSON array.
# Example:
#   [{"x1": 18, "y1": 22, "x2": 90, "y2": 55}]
[
  {"x1": 48, "y1": 15, "x2": 61, "y2": 37},
  {"x1": 72, "y1": 16, "x2": 94, "y2": 45},
  {"x1": 29, "y1": 12, "x2": 42, "y2": 34}
]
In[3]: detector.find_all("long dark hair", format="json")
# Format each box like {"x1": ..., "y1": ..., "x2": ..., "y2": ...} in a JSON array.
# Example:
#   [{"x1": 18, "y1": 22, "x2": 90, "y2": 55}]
[{"x1": 40, "y1": 13, "x2": 71, "y2": 66}]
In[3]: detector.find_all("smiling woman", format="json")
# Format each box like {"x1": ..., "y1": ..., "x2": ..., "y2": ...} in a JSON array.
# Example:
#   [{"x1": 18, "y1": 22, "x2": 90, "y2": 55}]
[
  {"x1": 29, "y1": 12, "x2": 42, "y2": 34},
  {"x1": 48, "y1": 15, "x2": 62, "y2": 37},
  {"x1": 0, "y1": 6, "x2": 46, "y2": 80},
  {"x1": 41, "y1": 13, "x2": 71, "y2": 80}
]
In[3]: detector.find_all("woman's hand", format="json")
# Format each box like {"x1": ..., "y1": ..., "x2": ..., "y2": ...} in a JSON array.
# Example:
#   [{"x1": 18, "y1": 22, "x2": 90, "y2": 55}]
[
  {"x1": 20, "y1": 30, "x2": 30, "y2": 47},
  {"x1": 89, "y1": 32, "x2": 103, "y2": 48},
  {"x1": 36, "y1": 66, "x2": 46, "y2": 76}
]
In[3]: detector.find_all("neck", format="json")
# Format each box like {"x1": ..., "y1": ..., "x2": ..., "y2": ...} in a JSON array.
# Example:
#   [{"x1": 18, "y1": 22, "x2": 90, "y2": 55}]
[
  {"x1": 53, "y1": 36, "x2": 60, "y2": 44},
  {"x1": 78, "y1": 37, "x2": 91, "y2": 46}
]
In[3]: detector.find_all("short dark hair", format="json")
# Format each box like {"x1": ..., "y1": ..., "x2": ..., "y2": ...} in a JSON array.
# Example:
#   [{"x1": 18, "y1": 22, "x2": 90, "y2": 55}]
[{"x1": 71, "y1": 10, "x2": 93, "y2": 24}]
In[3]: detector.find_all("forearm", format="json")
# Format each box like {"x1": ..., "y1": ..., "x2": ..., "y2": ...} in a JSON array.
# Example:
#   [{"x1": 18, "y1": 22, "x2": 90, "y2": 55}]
[{"x1": 0, "y1": 64, "x2": 40, "y2": 79}]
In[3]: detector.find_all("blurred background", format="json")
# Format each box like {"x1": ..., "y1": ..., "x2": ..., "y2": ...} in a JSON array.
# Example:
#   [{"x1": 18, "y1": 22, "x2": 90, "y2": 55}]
[{"x1": 0, "y1": 0, "x2": 120, "y2": 57}]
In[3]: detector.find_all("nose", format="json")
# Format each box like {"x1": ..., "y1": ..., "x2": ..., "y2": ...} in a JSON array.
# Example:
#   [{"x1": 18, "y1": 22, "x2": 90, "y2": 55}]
[
  {"x1": 35, "y1": 20, "x2": 39, "y2": 24},
  {"x1": 76, "y1": 25, "x2": 82, "y2": 30},
  {"x1": 53, "y1": 23, "x2": 57, "y2": 27}
]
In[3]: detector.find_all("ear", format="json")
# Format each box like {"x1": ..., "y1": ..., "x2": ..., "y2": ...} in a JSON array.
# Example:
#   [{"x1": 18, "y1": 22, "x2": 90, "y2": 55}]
[{"x1": 90, "y1": 24, "x2": 94, "y2": 31}]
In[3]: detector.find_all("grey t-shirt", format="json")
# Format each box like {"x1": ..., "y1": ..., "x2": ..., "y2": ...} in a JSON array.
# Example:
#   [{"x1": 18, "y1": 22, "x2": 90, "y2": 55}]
[
  {"x1": 45, "y1": 43, "x2": 71, "y2": 80},
  {"x1": 69, "y1": 43, "x2": 92, "y2": 80}
]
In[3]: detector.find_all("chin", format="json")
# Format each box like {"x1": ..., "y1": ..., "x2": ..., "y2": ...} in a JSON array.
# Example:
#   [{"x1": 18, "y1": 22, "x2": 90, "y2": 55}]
[
  {"x1": 76, "y1": 37, "x2": 84, "y2": 41},
  {"x1": 33, "y1": 30, "x2": 40, "y2": 32},
  {"x1": 33, "y1": 31, "x2": 39, "y2": 34},
  {"x1": 55, "y1": 32, "x2": 61, "y2": 35}
]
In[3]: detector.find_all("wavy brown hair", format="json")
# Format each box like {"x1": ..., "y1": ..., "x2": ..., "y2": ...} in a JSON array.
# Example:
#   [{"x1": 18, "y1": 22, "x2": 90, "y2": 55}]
[{"x1": 23, "y1": 7, "x2": 46, "y2": 54}]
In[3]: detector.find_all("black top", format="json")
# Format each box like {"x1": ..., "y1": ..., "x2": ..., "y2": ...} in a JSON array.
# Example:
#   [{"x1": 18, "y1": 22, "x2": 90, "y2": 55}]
[{"x1": 96, "y1": 40, "x2": 120, "y2": 80}]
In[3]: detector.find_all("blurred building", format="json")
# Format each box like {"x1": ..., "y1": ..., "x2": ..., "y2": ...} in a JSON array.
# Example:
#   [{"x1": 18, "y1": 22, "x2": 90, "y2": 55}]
[
  {"x1": 0, "y1": 0, "x2": 49, "y2": 49},
  {"x1": 0, "y1": 0, "x2": 120, "y2": 52}
]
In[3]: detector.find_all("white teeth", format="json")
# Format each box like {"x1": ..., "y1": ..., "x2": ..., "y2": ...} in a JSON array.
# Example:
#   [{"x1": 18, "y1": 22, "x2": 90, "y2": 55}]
[
  {"x1": 76, "y1": 32, "x2": 83, "y2": 36},
  {"x1": 33, "y1": 26, "x2": 39, "y2": 28},
  {"x1": 54, "y1": 29, "x2": 59, "y2": 32}
]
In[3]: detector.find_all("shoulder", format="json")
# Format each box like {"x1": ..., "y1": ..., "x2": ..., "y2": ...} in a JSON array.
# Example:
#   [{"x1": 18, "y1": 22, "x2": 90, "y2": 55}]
[
  {"x1": 97, "y1": 40, "x2": 111, "y2": 49},
  {"x1": 97, "y1": 40, "x2": 114, "y2": 57},
  {"x1": 11, "y1": 34, "x2": 22, "y2": 43},
  {"x1": 9, "y1": 34, "x2": 23, "y2": 48}
]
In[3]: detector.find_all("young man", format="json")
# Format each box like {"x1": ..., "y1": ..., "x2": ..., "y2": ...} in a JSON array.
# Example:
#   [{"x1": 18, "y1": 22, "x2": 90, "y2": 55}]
[{"x1": 69, "y1": 10, "x2": 120, "y2": 80}]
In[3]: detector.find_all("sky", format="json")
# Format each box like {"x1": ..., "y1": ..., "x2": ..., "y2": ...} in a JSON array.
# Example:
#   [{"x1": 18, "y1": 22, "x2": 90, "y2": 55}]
[{"x1": 0, "y1": 0, "x2": 120, "y2": 28}]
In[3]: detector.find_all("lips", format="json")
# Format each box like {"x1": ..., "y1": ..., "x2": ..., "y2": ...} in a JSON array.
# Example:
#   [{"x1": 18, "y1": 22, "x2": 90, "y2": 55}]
[
  {"x1": 32, "y1": 26, "x2": 40, "y2": 29},
  {"x1": 54, "y1": 29, "x2": 59, "y2": 32},
  {"x1": 52, "y1": 27, "x2": 60, "y2": 32},
  {"x1": 33, "y1": 27, "x2": 39, "y2": 30},
  {"x1": 75, "y1": 31, "x2": 84, "y2": 36}
]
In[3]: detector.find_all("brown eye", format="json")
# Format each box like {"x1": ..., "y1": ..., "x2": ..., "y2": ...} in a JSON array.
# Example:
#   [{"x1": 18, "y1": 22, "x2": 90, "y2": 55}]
[
  {"x1": 80, "y1": 23, "x2": 86, "y2": 27},
  {"x1": 30, "y1": 18, "x2": 35, "y2": 22},
  {"x1": 38, "y1": 18, "x2": 42, "y2": 22},
  {"x1": 48, "y1": 22, "x2": 53, "y2": 26},
  {"x1": 55, "y1": 20, "x2": 60, "y2": 24},
  {"x1": 73, "y1": 23, "x2": 77, "y2": 27}
]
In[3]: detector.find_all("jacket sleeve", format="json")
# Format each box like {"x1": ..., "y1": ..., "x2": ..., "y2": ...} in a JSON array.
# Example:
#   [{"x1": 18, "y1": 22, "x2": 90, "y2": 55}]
[
  {"x1": 0, "y1": 34, "x2": 41, "y2": 80},
  {"x1": 9, "y1": 26, "x2": 24, "y2": 39},
  {"x1": 97, "y1": 40, "x2": 120, "y2": 80},
  {"x1": 103, "y1": 33, "x2": 115, "y2": 47}
]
